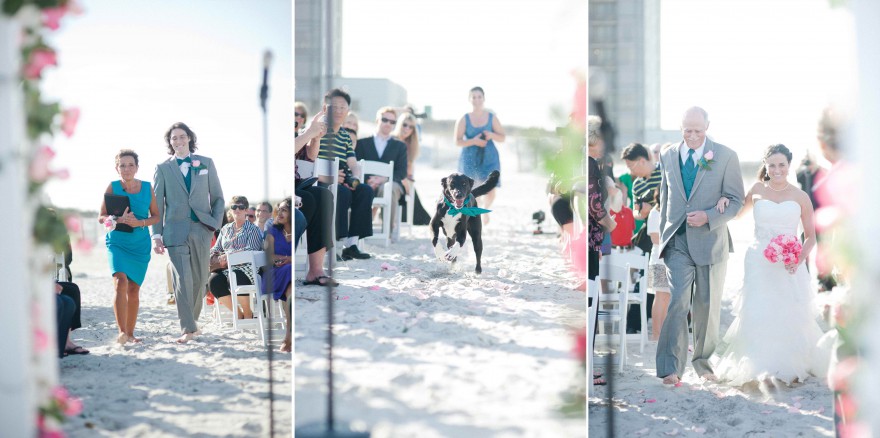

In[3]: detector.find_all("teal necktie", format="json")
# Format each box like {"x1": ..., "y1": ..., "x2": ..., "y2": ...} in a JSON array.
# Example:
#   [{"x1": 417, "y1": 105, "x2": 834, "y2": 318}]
[
  {"x1": 683, "y1": 149, "x2": 697, "y2": 199},
  {"x1": 176, "y1": 157, "x2": 198, "y2": 221}
]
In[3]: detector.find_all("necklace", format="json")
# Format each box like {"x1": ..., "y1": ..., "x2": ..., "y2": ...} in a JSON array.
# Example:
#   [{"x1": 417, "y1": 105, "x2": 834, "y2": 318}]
[{"x1": 766, "y1": 182, "x2": 789, "y2": 192}]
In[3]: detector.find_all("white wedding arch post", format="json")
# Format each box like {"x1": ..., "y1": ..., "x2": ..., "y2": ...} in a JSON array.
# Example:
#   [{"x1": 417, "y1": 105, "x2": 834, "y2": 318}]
[
  {"x1": 0, "y1": 14, "x2": 37, "y2": 438},
  {"x1": 853, "y1": 0, "x2": 880, "y2": 433}
]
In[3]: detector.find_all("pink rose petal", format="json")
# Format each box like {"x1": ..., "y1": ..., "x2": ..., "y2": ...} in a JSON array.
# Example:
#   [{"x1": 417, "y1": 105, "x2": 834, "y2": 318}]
[
  {"x1": 664, "y1": 428, "x2": 680, "y2": 436},
  {"x1": 414, "y1": 291, "x2": 428, "y2": 300},
  {"x1": 644, "y1": 398, "x2": 656, "y2": 403},
  {"x1": 818, "y1": 407, "x2": 825, "y2": 414},
  {"x1": 380, "y1": 262, "x2": 397, "y2": 271},
  {"x1": 693, "y1": 427, "x2": 706, "y2": 434},
  {"x1": 61, "y1": 107, "x2": 80, "y2": 137},
  {"x1": 369, "y1": 285, "x2": 381, "y2": 291},
  {"x1": 674, "y1": 382, "x2": 683, "y2": 387},
  {"x1": 788, "y1": 407, "x2": 800, "y2": 413}
]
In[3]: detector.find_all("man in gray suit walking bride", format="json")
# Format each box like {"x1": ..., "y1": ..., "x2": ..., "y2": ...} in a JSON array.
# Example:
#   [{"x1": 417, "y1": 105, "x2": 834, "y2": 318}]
[
  {"x1": 152, "y1": 122, "x2": 225, "y2": 343},
  {"x1": 655, "y1": 107, "x2": 745, "y2": 384}
]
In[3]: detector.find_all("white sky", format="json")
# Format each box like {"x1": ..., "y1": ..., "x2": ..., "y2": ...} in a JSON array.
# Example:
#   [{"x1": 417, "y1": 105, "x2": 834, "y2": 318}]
[
  {"x1": 659, "y1": 0, "x2": 856, "y2": 163},
  {"x1": 340, "y1": 0, "x2": 587, "y2": 130},
  {"x1": 42, "y1": 0, "x2": 292, "y2": 210}
]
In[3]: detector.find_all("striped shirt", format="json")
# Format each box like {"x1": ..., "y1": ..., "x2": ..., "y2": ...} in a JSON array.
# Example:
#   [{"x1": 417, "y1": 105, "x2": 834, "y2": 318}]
[
  {"x1": 632, "y1": 163, "x2": 662, "y2": 205},
  {"x1": 317, "y1": 129, "x2": 355, "y2": 161},
  {"x1": 211, "y1": 220, "x2": 263, "y2": 282}
]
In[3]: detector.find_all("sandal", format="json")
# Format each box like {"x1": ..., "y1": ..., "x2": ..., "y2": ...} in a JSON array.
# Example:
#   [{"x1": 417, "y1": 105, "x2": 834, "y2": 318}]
[
  {"x1": 303, "y1": 276, "x2": 339, "y2": 287},
  {"x1": 593, "y1": 377, "x2": 607, "y2": 386},
  {"x1": 65, "y1": 346, "x2": 90, "y2": 355}
]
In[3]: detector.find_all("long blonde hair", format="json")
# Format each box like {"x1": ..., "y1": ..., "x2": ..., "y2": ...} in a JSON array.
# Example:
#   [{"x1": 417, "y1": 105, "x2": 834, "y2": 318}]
[{"x1": 393, "y1": 112, "x2": 420, "y2": 162}]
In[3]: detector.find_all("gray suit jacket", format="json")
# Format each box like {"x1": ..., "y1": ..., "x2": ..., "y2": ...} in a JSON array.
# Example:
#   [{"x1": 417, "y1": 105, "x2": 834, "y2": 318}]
[
  {"x1": 152, "y1": 155, "x2": 225, "y2": 246},
  {"x1": 658, "y1": 139, "x2": 744, "y2": 265}
]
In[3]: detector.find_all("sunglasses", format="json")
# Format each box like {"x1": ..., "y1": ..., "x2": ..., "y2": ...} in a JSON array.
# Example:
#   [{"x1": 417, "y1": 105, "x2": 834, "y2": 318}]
[
  {"x1": 230, "y1": 204, "x2": 248, "y2": 211},
  {"x1": 343, "y1": 127, "x2": 357, "y2": 135},
  {"x1": 246, "y1": 215, "x2": 256, "y2": 219},
  {"x1": 381, "y1": 117, "x2": 397, "y2": 125},
  {"x1": 295, "y1": 112, "x2": 304, "y2": 118},
  {"x1": 402, "y1": 123, "x2": 413, "y2": 129}
]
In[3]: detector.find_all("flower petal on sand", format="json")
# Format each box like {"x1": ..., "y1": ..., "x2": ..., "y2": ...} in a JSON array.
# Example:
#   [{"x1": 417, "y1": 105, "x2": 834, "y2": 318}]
[
  {"x1": 369, "y1": 285, "x2": 381, "y2": 291},
  {"x1": 664, "y1": 428, "x2": 680, "y2": 436}
]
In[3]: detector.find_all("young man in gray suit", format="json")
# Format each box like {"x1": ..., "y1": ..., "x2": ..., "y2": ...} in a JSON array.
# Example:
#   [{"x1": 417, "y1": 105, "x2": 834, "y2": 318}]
[
  {"x1": 655, "y1": 107, "x2": 745, "y2": 384},
  {"x1": 152, "y1": 122, "x2": 225, "y2": 343}
]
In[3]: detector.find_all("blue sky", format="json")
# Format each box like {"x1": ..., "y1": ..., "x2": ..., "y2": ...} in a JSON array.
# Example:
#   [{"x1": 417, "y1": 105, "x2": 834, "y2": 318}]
[{"x1": 42, "y1": 0, "x2": 292, "y2": 210}]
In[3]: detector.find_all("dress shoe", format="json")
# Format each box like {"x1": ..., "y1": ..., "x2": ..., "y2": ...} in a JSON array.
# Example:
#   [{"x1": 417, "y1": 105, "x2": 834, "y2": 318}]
[{"x1": 341, "y1": 245, "x2": 371, "y2": 260}]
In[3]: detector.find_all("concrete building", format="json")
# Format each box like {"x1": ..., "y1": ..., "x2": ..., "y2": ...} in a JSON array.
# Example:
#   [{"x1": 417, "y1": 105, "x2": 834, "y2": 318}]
[{"x1": 589, "y1": 0, "x2": 678, "y2": 152}]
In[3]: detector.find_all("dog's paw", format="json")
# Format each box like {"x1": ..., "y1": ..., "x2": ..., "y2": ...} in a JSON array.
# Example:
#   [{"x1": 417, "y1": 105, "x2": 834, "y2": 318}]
[{"x1": 445, "y1": 243, "x2": 462, "y2": 261}]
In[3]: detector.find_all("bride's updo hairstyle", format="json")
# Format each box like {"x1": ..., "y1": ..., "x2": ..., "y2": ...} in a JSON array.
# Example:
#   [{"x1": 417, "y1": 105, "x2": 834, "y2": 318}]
[{"x1": 758, "y1": 143, "x2": 793, "y2": 181}]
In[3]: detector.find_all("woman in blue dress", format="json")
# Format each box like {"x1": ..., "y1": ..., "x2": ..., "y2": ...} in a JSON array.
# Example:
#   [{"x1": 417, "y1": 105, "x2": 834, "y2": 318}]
[
  {"x1": 263, "y1": 197, "x2": 293, "y2": 352},
  {"x1": 98, "y1": 149, "x2": 159, "y2": 344},
  {"x1": 455, "y1": 86, "x2": 506, "y2": 225}
]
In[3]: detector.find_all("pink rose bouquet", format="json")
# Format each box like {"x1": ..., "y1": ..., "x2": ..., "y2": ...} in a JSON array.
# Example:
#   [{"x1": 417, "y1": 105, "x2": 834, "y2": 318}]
[{"x1": 763, "y1": 234, "x2": 802, "y2": 268}]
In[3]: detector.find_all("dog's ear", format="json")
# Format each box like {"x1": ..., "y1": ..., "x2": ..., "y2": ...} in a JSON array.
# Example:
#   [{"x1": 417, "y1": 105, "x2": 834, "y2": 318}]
[
  {"x1": 466, "y1": 176, "x2": 474, "y2": 189},
  {"x1": 441, "y1": 176, "x2": 448, "y2": 190}
]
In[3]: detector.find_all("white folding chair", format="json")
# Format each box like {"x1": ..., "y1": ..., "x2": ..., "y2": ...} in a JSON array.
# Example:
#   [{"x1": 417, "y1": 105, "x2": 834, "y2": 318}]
[
  {"x1": 596, "y1": 261, "x2": 630, "y2": 372},
  {"x1": 398, "y1": 189, "x2": 415, "y2": 237},
  {"x1": 54, "y1": 252, "x2": 69, "y2": 282},
  {"x1": 296, "y1": 159, "x2": 315, "y2": 179},
  {"x1": 357, "y1": 159, "x2": 394, "y2": 247},
  {"x1": 226, "y1": 250, "x2": 269, "y2": 345},
  {"x1": 602, "y1": 248, "x2": 650, "y2": 353},
  {"x1": 294, "y1": 232, "x2": 309, "y2": 280},
  {"x1": 588, "y1": 279, "x2": 599, "y2": 396}
]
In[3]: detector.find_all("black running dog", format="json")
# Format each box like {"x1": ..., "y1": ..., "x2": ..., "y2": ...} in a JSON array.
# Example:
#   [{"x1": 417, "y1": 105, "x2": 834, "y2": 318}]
[{"x1": 430, "y1": 170, "x2": 500, "y2": 273}]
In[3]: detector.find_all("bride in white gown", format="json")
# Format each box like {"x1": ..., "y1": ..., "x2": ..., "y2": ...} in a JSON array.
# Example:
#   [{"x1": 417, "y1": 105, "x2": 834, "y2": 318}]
[{"x1": 712, "y1": 144, "x2": 829, "y2": 386}]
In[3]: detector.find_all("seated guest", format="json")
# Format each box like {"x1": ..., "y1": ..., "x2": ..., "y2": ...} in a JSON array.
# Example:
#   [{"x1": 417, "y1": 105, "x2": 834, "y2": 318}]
[
  {"x1": 312, "y1": 88, "x2": 374, "y2": 260},
  {"x1": 263, "y1": 197, "x2": 293, "y2": 352},
  {"x1": 55, "y1": 283, "x2": 75, "y2": 359},
  {"x1": 57, "y1": 281, "x2": 89, "y2": 355},
  {"x1": 208, "y1": 196, "x2": 263, "y2": 319},
  {"x1": 391, "y1": 111, "x2": 432, "y2": 226},
  {"x1": 606, "y1": 179, "x2": 634, "y2": 248},
  {"x1": 256, "y1": 201, "x2": 274, "y2": 235},
  {"x1": 246, "y1": 206, "x2": 257, "y2": 224},
  {"x1": 356, "y1": 106, "x2": 408, "y2": 242},
  {"x1": 343, "y1": 112, "x2": 360, "y2": 147},
  {"x1": 295, "y1": 101, "x2": 309, "y2": 137}
]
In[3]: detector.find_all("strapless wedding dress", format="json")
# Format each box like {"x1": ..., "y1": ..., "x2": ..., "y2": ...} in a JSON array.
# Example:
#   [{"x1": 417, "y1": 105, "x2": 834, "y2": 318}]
[{"x1": 714, "y1": 200, "x2": 830, "y2": 386}]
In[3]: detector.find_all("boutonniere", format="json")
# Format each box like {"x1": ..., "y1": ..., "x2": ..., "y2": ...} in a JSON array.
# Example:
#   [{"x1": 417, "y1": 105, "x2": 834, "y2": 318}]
[
  {"x1": 191, "y1": 159, "x2": 207, "y2": 172},
  {"x1": 698, "y1": 150, "x2": 716, "y2": 170}
]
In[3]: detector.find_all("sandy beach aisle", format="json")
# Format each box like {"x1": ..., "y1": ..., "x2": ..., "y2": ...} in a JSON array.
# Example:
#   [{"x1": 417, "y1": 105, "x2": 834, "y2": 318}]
[
  {"x1": 294, "y1": 166, "x2": 587, "y2": 437},
  {"x1": 59, "y1": 246, "x2": 291, "y2": 437},
  {"x1": 588, "y1": 205, "x2": 835, "y2": 437}
]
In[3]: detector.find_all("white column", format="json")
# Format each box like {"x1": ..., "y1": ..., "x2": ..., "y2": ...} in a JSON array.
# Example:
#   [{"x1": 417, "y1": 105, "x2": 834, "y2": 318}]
[
  {"x1": 853, "y1": 0, "x2": 880, "y2": 434},
  {"x1": 0, "y1": 14, "x2": 35, "y2": 438}
]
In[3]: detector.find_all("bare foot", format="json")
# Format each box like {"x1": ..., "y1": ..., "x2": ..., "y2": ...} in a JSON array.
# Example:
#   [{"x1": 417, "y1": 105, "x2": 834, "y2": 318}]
[
  {"x1": 128, "y1": 335, "x2": 142, "y2": 343},
  {"x1": 176, "y1": 332, "x2": 196, "y2": 344},
  {"x1": 662, "y1": 375, "x2": 680, "y2": 385},
  {"x1": 482, "y1": 214, "x2": 490, "y2": 225},
  {"x1": 280, "y1": 337, "x2": 291, "y2": 353},
  {"x1": 701, "y1": 373, "x2": 718, "y2": 382},
  {"x1": 116, "y1": 333, "x2": 129, "y2": 344}
]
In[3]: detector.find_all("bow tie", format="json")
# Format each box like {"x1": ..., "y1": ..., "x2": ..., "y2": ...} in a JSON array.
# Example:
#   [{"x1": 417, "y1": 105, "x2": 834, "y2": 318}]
[
  {"x1": 176, "y1": 156, "x2": 192, "y2": 165},
  {"x1": 444, "y1": 195, "x2": 491, "y2": 217}
]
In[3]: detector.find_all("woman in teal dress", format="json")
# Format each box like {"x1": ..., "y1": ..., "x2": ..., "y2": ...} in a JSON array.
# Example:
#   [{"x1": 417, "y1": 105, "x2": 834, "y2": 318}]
[
  {"x1": 454, "y1": 86, "x2": 506, "y2": 225},
  {"x1": 99, "y1": 149, "x2": 159, "y2": 344}
]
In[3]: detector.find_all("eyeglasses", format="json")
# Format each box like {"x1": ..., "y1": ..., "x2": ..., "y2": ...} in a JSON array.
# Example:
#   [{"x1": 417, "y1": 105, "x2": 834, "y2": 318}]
[
  {"x1": 381, "y1": 117, "x2": 397, "y2": 125},
  {"x1": 402, "y1": 123, "x2": 413, "y2": 129},
  {"x1": 343, "y1": 127, "x2": 357, "y2": 135},
  {"x1": 230, "y1": 204, "x2": 248, "y2": 211},
  {"x1": 295, "y1": 112, "x2": 304, "y2": 118}
]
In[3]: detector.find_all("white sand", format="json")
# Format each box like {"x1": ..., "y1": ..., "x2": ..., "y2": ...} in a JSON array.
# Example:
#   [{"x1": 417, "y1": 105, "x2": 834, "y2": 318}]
[
  {"x1": 59, "y1": 243, "x2": 291, "y2": 437},
  {"x1": 294, "y1": 165, "x2": 587, "y2": 437},
  {"x1": 588, "y1": 204, "x2": 835, "y2": 437}
]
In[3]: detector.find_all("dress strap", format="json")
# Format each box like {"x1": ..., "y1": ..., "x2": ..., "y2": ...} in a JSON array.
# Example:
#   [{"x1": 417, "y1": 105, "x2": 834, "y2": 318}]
[{"x1": 464, "y1": 113, "x2": 473, "y2": 129}]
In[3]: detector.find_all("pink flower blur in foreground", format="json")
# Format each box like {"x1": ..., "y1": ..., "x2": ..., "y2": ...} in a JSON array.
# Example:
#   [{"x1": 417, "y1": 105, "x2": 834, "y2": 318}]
[
  {"x1": 33, "y1": 328, "x2": 49, "y2": 352},
  {"x1": 23, "y1": 48, "x2": 57, "y2": 80},
  {"x1": 573, "y1": 329, "x2": 587, "y2": 362},
  {"x1": 41, "y1": 7, "x2": 67, "y2": 30},
  {"x1": 61, "y1": 107, "x2": 80, "y2": 137},
  {"x1": 64, "y1": 215, "x2": 81, "y2": 233},
  {"x1": 30, "y1": 145, "x2": 56, "y2": 182},
  {"x1": 570, "y1": 230, "x2": 587, "y2": 276}
]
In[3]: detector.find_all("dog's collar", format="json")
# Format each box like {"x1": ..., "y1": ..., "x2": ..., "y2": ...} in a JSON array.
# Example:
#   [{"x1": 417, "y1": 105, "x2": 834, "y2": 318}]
[{"x1": 444, "y1": 194, "x2": 491, "y2": 217}]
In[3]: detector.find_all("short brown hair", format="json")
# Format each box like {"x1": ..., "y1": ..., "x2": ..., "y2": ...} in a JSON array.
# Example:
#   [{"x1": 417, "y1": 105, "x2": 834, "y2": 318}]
[
  {"x1": 229, "y1": 195, "x2": 249, "y2": 209},
  {"x1": 164, "y1": 122, "x2": 198, "y2": 155},
  {"x1": 115, "y1": 149, "x2": 139, "y2": 166}
]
